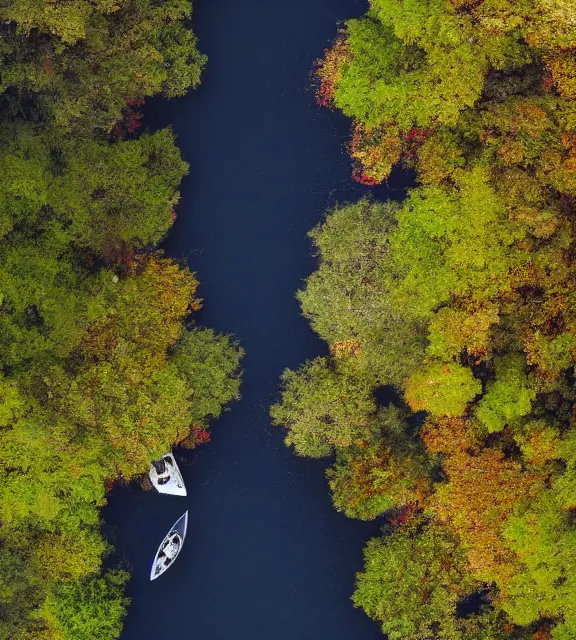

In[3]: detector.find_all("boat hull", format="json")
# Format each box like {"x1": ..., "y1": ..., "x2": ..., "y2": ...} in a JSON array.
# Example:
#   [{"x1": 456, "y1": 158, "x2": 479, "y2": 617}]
[{"x1": 150, "y1": 511, "x2": 188, "y2": 581}]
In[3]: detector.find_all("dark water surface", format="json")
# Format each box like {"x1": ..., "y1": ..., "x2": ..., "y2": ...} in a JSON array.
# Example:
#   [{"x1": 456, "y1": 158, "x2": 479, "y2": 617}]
[{"x1": 105, "y1": 1, "x2": 408, "y2": 638}]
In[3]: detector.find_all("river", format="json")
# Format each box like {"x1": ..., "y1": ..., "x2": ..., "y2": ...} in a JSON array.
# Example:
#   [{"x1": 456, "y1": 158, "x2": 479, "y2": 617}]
[{"x1": 104, "y1": 1, "x2": 409, "y2": 638}]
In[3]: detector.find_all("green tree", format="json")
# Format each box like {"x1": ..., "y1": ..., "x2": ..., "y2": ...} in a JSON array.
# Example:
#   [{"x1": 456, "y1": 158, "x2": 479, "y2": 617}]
[
  {"x1": 299, "y1": 197, "x2": 426, "y2": 386},
  {"x1": 271, "y1": 357, "x2": 377, "y2": 457},
  {"x1": 332, "y1": 2, "x2": 528, "y2": 131},
  {"x1": 353, "y1": 518, "x2": 480, "y2": 640},
  {"x1": 0, "y1": 0, "x2": 206, "y2": 132},
  {"x1": 475, "y1": 354, "x2": 536, "y2": 433},
  {"x1": 45, "y1": 571, "x2": 130, "y2": 640},
  {"x1": 327, "y1": 406, "x2": 430, "y2": 520},
  {"x1": 502, "y1": 476, "x2": 576, "y2": 638},
  {"x1": 404, "y1": 362, "x2": 481, "y2": 418},
  {"x1": 172, "y1": 327, "x2": 243, "y2": 425}
]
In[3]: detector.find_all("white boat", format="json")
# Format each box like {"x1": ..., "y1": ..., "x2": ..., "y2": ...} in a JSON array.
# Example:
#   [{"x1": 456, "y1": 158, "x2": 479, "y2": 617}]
[
  {"x1": 150, "y1": 511, "x2": 188, "y2": 581},
  {"x1": 148, "y1": 452, "x2": 187, "y2": 496}
]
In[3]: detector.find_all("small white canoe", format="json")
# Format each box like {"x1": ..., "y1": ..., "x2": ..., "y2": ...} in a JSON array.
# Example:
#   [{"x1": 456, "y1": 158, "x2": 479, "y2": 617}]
[
  {"x1": 150, "y1": 511, "x2": 188, "y2": 581},
  {"x1": 148, "y1": 452, "x2": 187, "y2": 497}
]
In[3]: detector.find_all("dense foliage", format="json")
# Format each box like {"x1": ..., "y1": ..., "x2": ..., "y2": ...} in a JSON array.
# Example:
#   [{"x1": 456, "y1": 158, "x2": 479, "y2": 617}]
[
  {"x1": 0, "y1": 3, "x2": 242, "y2": 639},
  {"x1": 273, "y1": 1, "x2": 576, "y2": 638}
]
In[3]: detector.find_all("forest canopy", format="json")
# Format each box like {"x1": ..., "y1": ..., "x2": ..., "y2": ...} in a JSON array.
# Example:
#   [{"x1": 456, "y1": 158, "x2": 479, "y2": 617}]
[
  {"x1": 272, "y1": 1, "x2": 576, "y2": 639},
  {"x1": 0, "y1": 3, "x2": 242, "y2": 640}
]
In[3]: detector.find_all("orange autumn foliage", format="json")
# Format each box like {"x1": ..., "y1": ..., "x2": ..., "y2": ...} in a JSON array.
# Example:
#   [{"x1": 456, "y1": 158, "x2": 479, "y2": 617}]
[
  {"x1": 338, "y1": 445, "x2": 425, "y2": 512},
  {"x1": 330, "y1": 339, "x2": 361, "y2": 358},
  {"x1": 81, "y1": 255, "x2": 200, "y2": 374},
  {"x1": 349, "y1": 122, "x2": 402, "y2": 185},
  {"x1": 422, "y1": 418, "x2": 543, "y2": 587}
]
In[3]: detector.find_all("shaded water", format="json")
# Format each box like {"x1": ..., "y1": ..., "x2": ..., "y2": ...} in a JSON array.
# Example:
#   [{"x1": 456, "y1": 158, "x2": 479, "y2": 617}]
[{"x1": 105, "y1": 1, "x2": 409, "y2": 638}]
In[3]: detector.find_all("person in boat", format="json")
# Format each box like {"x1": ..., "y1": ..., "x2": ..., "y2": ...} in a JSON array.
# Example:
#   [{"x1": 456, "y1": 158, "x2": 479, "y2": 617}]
[
  {"x1": 162, "y1": 534, "x2": 181, "y2": 562},
  {"x1": 152, "y1": 458, "x2": 171, "y2": 485}
]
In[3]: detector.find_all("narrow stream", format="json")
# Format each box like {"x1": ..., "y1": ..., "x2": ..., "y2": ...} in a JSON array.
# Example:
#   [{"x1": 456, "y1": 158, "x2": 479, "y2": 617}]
[{"x1": 105, "y1": 1, "x2": 409, "y2": 637}]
